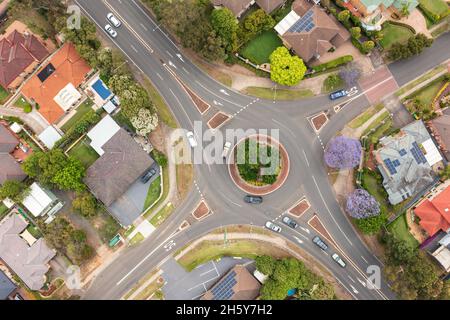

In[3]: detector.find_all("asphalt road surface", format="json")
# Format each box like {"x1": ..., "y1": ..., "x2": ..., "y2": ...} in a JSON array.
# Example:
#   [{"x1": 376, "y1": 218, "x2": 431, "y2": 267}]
[{"x1": 75, "y1": 0, "x2": 450, "y2": 300}]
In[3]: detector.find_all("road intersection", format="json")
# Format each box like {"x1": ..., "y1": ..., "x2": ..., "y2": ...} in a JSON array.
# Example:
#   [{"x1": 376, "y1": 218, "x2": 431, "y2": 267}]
[{"x1": 75, "y1": 0, "x2": 450, "y2": 301}]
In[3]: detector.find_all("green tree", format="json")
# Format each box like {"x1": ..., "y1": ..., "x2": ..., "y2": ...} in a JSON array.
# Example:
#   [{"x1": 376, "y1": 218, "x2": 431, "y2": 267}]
[
  {"x1": 350, "y1": 27, "x2": 362, "y2": 39},
  {"x1": 52, "y1": 158, "x2": 86, "y2": 191},
  {"x1": 72, "y1": 192, "x2": 98, "y2": 218},
  {"x1": 362, "y1": 40, "x2": 375, "y2": 53},
  {"x1": 269, "y1": 47, "x2": 307, "y2": 86},
  {"x1": 337, "y1": 10, "x2": 351, "y2": 24},
  {"x1": 239, "y1": 9, "x2": 275, "y2": 44},
  {"x1": 354, "y1": 211, "x2": 387, "y2": 234},
  {"x1": 210, "y1": 8, "x2": 238, "y2": 53},
  {"x1": 151, "y1": 149, "x2": 168, "y2": 168},
  {"x1": 0, "y1": 180, "x2": 27, "y2": 202}
]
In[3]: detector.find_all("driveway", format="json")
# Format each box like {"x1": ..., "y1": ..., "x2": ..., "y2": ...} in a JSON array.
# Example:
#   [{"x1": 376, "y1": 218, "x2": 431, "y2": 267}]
[
  {"x1": 108, "y1": 163, "x2": 160, "y2": 227},
  {"x1": 161, "y1": 257, "x2": 254, "y2": 300}
]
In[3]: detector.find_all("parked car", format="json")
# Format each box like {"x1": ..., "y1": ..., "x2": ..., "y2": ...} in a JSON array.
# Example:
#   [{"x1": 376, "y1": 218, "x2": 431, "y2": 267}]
[
  {"x1": 329, "y1": 89, "x2": 346, "y2": 100},
  {"x1": 282, "y1": 216, "x2": 298, "y2": 229},
  {"x1": 244, "y1": 195, "x2": 263, "y2": 204},
  {"x1": 186, "y1": 131, "x2": 198, "y2": 148},
  {"x1": 104, "y1": 24, "x2": 117, "y2": 38},
  {"x1": 332, "y1": 253, "x2": 346, "y2": 268},
  {"x1": 265, "y1": 221, "x2": 281, "y2": 233},
  {"x1": 140, "y1": 168, "x2": 157, "y2": 183},
  {"x1": 312, "y1": 236, "x2": 328, "y2": 251},
  {"x1": 222, "y1": 141, "x2": 232, "y2": 159},
  {"x1": 107, "y1": 13, "x2": 122, "y2": 27}
]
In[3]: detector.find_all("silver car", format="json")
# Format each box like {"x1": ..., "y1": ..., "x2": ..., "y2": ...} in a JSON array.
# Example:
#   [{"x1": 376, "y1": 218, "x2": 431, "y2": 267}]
[
  {"x1": 265, "y1": 221, "x2": 281, "y2": 233},
  {"x1": 186, "y1": 131, "x2": 198, "y2": 148},
  {"x1": 105, "y1": 24, "x2": 117, "y2": 38},
  {"x1": 332, "y1": 253, "x2": 346, "y2": 268},
  {"x1": 107, "y1": 13, "x2": 122, "y2": 28}
]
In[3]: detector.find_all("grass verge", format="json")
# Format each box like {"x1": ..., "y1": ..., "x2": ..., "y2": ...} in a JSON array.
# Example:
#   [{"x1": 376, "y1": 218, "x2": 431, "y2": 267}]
[
  {"x1": 150, "y1": 203, "x2": 174, "y2": 227},
  {"x1": 143, "y1": 165, "x2": 169, "y2": 219},
  {"x1": 143, "y1": 78, "x2": 178, "y2": 128},
  {"x1": 348, "y1": 104, "x2": 385, "y2": 129},
  {"x1": 242, "y1": 86, "x2": 314, "y2": 100},
  {"x1": 144, "y1": 176, "x2": 162, "y2": 210},
  {"x1": 396, "y1": 64, "x2": 446, "y2": 97}
]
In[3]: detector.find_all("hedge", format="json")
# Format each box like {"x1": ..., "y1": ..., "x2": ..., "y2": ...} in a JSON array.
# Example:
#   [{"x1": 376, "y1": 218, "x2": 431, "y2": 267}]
[
  {"x1": 311, "y1": 55, "x2": 353, "y2": 72},
  {"x1": 383, "y1": 20, "x2": 416, "y2": 34}
]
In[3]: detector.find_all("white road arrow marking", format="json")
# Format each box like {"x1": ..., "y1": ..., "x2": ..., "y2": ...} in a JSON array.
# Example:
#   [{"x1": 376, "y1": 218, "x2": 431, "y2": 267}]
[
  {"x1": 176, "y1": 53, "x2": 184, "y2": 62},
  {"x1": 350, "y1": 284, "x2": 359, "y2": 294},
  {"x1": 294, "y1": 236, "x2": 303, "y2": 244},
  {"x1": 168, "y1": 60, "x2": 177, "y2": 69},
  {"x1": 357, "y1": 278, "x2": 367, "y2": 288},
  {"x1": 300, "y1": 226, "x2": 310, "y2": 234},
  {"x1": 213, "y1": 100, "x2": 223, "y2": 106},
  {"x1": 220, "y1": 89, "x2": 230, "y2": 96}
]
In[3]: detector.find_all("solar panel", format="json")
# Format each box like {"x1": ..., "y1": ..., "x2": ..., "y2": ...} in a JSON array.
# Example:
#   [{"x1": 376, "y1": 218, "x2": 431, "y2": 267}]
[
  {"x1": 399, "y1": 149, "x2": 407, "y2": 156},
  {"x1": 384, "y1": 159, "x2": 397, "y2": 175},
  {"x1": 393, "y1": 159, "x2": 401, "y2": 167},
  {"x1": 288, "y1": 9, "x2": 315, "y2": 33},
  {"x1": 212, "y1": 271, "x2": 237, "y2": 300},
  {"x1": 411, "y1": 142, "x2": 427, "y2": 164}
]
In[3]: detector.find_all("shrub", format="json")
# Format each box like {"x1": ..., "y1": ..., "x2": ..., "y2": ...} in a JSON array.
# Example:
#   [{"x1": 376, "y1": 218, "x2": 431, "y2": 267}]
[
  {"x1": 151, "y1": 149, "x2": 168, "y2": 167},
  {"x1": 324, "y1": 136, "x2": 362, "y2": 169},
  {"x1": 311, "y1": 55, "x2": 353, "y2": 73}
]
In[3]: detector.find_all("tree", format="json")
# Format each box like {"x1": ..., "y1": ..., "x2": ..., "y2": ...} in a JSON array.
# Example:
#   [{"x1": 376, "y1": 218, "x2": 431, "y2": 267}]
[
  {"x1": 362, "y1": 40, "x2": 375, "y2": 53},
  {"x1": 383, "y1": 232, "x2": 416, "y2": 265},
  {"x1": 440, "y1": 165, "x2": 450, "y2": 181},
  {"x1": 151, "y1": 149, "x2": 168, "y2": 168},
  {"x1": 337, "y1": 10, "x2": 350, "y2": 24},
  {"x1": 131, "y1": 108, "x2": 159, "y2": 137},
  {"x1": 309, "y1": 280, "x2": 335, "y2": 300},
  {"x1": 350, "y1": 27, "x2": 361, "y2": 39},
  {"x1": 324, "y1": 136, "x2": 362, "y2": 169},
  {"x1": 239, "y1": 9, "x2": 275, "y2": 44},
  {"x1": 339, "y1": 64, "x2": 361, "y2": 87},
  {"x1": 354, "y1": 211, "x2": 387, "y2": 234},
  {"x1": 388, "y1": 33, "x2": 433, "y2": 61},
  {"x1": 269, "y1": 47, "x2": 307, "y2": 86},
  {"x1": 210, "y1": 8, "x2": 238, "y2": 53},
  {"x1": 52, "y1": 157, "x2": 86, "y2": 191},
  {"x1": 73, "y1": 192, "x2": 98, "y2": 218},
  {"x1": 346, "y1": 189, "x2": 381, "y2": 219},
  {"x1": 0, "y1": 180, "x2": 27, "y2": 202}
]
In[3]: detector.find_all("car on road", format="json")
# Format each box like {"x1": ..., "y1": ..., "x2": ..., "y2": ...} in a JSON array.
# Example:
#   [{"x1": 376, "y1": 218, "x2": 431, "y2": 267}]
[
  {"x1": 244, "y1": 195, "x2": 263, "y2": 204},
  {"x1": 107, "y1": 13, "x2": 122, "y2": 28},
  {"x1": 329, "y1": 89, "x2": 347, "y2": 100},
  {"x1": 312, "y1": 236, "x2": 328, "y2": 251},
  {"x1": 186, "y1": 131, "x2": 198, "y2": 148},
  {"x1": 282, "y1": 216, "x2": 298, "y2": 229},
  {"x1": 265, "y1": 221, "x2": 281, "y2": 233},
  {"x1": 332, "y1": 253, "x2": 346, "y2": 268},
  {"x1": 105, "y1": 24, "x2": 117, "y2": 38},
  {"x1": 222, "y1": 141, "x2": 232, "y2": 159},
  {"x1": 140, "y1": 168, "x2": 157, "y2": 184}
]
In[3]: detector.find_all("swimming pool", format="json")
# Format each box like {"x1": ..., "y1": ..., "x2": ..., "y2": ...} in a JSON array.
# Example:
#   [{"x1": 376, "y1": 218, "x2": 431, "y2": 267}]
[{"x1": 92, "y1": 79, "x2": 112, "y2": 100}]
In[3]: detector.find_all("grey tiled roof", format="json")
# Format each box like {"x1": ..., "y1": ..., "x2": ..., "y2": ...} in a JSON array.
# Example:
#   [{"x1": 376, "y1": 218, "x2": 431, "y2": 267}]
[{"x1": 0, "y1": 270, "x2": 16, "y2": 300}]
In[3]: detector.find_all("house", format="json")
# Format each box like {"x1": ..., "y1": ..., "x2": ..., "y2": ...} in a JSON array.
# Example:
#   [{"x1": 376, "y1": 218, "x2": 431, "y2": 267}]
[
  {"x1": 274, "y1": 0, "x2": 350, "y2": 63},
  {"x1": 0, "y1": 123, "x2": 26, "y2": 185},
  {"x1": 21, "y1": 43, "x2": 92, "y2": 124},
  {"x1": 0, "y1": 214, "x2": 55, "y2": 290},
  {"x1": 421, "y1": 231, "x2": 450, "y2": 272},
  {"x1": 84, "y1": 116, "x2": 155, "y2": 225},
  {"x1": 0, "y1": 29, "x2": 49, "y2": 90},
  {"x1": 0, "y1": 270, "x2": 17, "y2": 300},
  {"x1": 427, "y1": 114, "x2": 450, "y2": 161},
  {"x1": 21, "y1": 182, "x2": 64, "y2": 223},
  {"x1": 202, "y1": 265, "x2": 261, "y2": 300},
  {"x1": 374, "y1": 120, "x2": 442, "y2": 205},
  {"x1": 255, "y1": 0, "x2": 287, "y2": 14},
  {"x1": 414, "y1": 183, "x2": 450, "y2": 237},
  {"x1": 341, "y1": 0, "x2": 419, "y2": 31},
  {"x1": 212, "y1": 0, "x2": 255, "y2": 18}
]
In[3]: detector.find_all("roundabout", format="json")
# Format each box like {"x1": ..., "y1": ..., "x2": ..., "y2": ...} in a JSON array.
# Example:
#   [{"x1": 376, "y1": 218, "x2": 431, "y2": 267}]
[{"x1": 228, "y1": 134, "x2": 290, "y2": 196}]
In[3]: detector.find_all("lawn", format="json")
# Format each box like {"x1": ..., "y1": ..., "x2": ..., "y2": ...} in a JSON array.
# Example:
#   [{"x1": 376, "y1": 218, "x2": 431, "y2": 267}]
[
  {"x1": 349, "y1": 104, "x2": 385, "y2": 129},
  {"x1": 0, "y1": 204, "x2": 9, "y2": 221},
  {"x1": 60, "y1": 99, "x2": 94, "y2": 132},
  {"x1": 14, "y1": 95, "x2": 32, "y2": 112},
  {"x1": 365, "y1": 117, "x2": 394, "y2": 144},
  {"x1": 242, "y1": 86, "x2": 314, "y2": 100},
  {"x1": 361, "y1": 169, "x2": 391, "y2": 214},
  {"x1": 144, "y1": 166, "x2": 169, "y2": 219},
  {"x1": 129, "y1": 232, "x2": 144, "y2": 246},
  {"x1": 388, "y1": 213, "x2": 419, "y2": 249},
  {"x1": 26, "y1": 224, "x2": 43, "y2": 239},
  {"x1": 361, "y1": 111, "x2": 390, "y2": 137},
  {"x1": 407, "y1": 77, "x2": 447, "y2": 107},
  {"x1": 113, "y1": 111, "x2": 136, "y2": 133},
  {"x1": 177, "y1": 239, "x2": 290, "y2": 272},
  {"x1": 149, "y1": 202, "x2": 174, "y2": 227},
  {"x1": 143, "y1": 176, "x2": 162, "y2": 210},
  {"x1": 419, "y1": 0, "x2": 450, "y2": 18},
  {"x1": 239, "y1": 30, "x2": 283, "y2": 65},
  {"x1": 380, "y1": 22, "x2": 414, "y2": 49},
  {"x1": 0, "y1": 85, "x2": 10, "y2": 104},
  {"x1": 68, "y1": 139, "x2": 99, "y2": 168}
]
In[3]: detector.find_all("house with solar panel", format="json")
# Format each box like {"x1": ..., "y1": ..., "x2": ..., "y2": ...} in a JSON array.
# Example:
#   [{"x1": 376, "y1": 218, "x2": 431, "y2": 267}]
[
  {"x1": 274, "y1": 0, "x2": 350, "y2": 64},
  {"x1": 373, "y1": 120, "x2": 443, "y2": 205},
  {"x1": 201, "y1": 265, "x2": 261, "y2": 300}
]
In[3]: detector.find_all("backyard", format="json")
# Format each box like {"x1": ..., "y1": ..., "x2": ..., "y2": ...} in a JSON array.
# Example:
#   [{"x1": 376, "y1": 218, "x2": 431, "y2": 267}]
[
  {"x1": 379, "y1": 22, "x2": 414, "y2": 49},
  {"x1": 61, "y1": 99, "x2": 94, "y2": 132},
  {"x1": 361, "y1": 169, "x2": 391, "y2": 216},
  {"x1": 239, "y1": 30, "x2": 283, "y2": 65},
  {"x1": 67, "y1": 138, "x2": 99, "y2": 168},
  {"x1": 387, "y1": 213, "x2": 419, "y2": 249}
]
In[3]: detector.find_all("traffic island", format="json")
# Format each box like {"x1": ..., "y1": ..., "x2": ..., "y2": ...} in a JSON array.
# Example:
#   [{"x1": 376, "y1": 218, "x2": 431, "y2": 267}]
[
  {"x1": 309, "y1": 112, "x2": 329, "y2": 133},
  {"x1": 207, "y1": 111, "x2": 231, "y2": 130},
  {"x1": 288, "y1": 198, "x2": 311, "y2": 218},
  {"x1": 228, "y1": 134, "x2": 290, "y2": 196},
  {"x1": 308, "y1": 215, "x2": 337, "y2": 247},
  {"x1": 192, "y1": 200, "x2": 211, "y2": 221}
]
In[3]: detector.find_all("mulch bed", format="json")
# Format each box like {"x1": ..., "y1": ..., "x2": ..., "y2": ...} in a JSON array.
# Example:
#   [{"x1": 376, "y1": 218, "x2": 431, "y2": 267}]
[
  {"x1": 180, "y1": 81, "x2": 210, "y2": 114},
  {"x1": 192, "y1": 201, "x2": 211, "y2": 220},
  {"x1": 311, "y1": 113, "x2": 328, "y2": 132},
  {"x1": 207, "y1": 112, "x2": 230, "y2": 130},
  {"x1": 308, "y1": 215, "x2": 337, "y2": 247},
  {"x1": 288, "y1": 198, "x2": 311, "y2": 218}
]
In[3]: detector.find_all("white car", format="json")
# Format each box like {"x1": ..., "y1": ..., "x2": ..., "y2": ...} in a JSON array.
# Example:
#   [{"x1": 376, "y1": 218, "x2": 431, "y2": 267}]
[
  {"x1": 265, "y1": 221, "x2": 281, "y2": 233},
  {"x1": 332, "y1": 253, "x2": 346, "y2": 268},
  {"x1": 105, "y1": 24, "x2": 117, "y2": 38},
  {"x1": 186, "y1": 131, "x2": 198, "y2": 148},
  {"x1": 107, "y1": 13, "x2": 122, "y2": 28},
  {"x1": 222, "y1": 141, "x2": 232, "y2": 159}
]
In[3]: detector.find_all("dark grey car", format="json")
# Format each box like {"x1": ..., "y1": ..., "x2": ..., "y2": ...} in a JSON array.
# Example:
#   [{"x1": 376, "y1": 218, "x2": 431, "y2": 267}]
[
  {"x1": 244, "y1": 195, "x2": 263, "y2": 204},
  {"x1": 141, "y1": 168, "x2": 157, "y2": 184},
  {"x1": 312, "y1": 236, "x2": 328, "y2": 251}
]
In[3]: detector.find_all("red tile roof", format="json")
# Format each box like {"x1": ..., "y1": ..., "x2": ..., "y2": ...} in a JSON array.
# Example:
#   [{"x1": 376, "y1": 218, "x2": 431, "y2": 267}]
[
  {"x1": 0, "y1": 30, "x2": 49, "y2": 88},
  {"x1": 415, "y1": 186, "x2": 450, "y2": 236},
  {"x1": 21, "y1": 43, "x2": 92, "y2": 124}
]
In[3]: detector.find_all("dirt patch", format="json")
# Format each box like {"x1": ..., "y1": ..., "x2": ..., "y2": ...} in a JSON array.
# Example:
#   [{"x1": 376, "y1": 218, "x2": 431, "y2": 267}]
[
  {"x1": 311, "y1": 113, "x2": 329, "y2": 132},
  {"x1": 176, "y1": 163, "x2": 194, "y2": 199},
  {"x1": 192, "y1": 201, "x2": 211, "y2": 221},
  {"x1": 288, "y1": 198, "x2": 311, "y2": 218},
  {"x1": 149, "y1": 123, "x2": 169, "y2": 153},
  {"x1": 207, "y1": 112, "x2": 231, "y2": 130},
  {"x1": 308, "y1": 215, "x2": 337, "y2": 247}
]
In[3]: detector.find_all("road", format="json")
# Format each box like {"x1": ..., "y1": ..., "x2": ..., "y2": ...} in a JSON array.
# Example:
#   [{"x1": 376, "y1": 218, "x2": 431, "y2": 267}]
[{"x1": 75, "y1": 0, "x2": 450, "y2": 300}]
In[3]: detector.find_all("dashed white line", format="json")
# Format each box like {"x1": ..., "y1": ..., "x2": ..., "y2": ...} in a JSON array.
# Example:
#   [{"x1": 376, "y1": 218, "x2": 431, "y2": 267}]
[{"x1": 360, "y1": 255, "x2": 369, "y2": 264}]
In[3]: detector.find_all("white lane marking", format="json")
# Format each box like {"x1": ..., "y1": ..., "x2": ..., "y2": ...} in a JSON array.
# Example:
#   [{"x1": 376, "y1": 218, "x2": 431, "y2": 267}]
[
  {"x1": 182, "y1": 67, "x2": 190, "y2": 75},
  {"x1": 350, "y1": 284, "x2": 359, "y2": 294},
  {"x1": 302, "y1": 149, "x2": 310, "y2": 167},
  {"x1": 220, "y1": 89, "x2": 230, "y2": 96},
  {"x1": 300, "y1": 226, "x2": 310, "y2": 234},
  {"x1": 294, "y1": 236, "x2": 304, "y2": 244},
  {"x1": 199, "y1": 268, "x2": 216, "y2": 277},
  {"x1": 195, "y1": 80, "x2": 245, "y2": 108},
  {"x1": 360, "y1": 255, "x2": 369, "y2": 264},
  {"x1": 348, "y1": 275, "x2": 356, "y2": 283},
  {"x1": 336, "y1": 278, "x2": 358, "y2": 300},
  {"x1": 131, "y1": 45, "x2": 138, "y2": 53},
  {"x1": 168, "y1": 60, "x2": 177, "y2": 69},
  {"x1": 177, "y1": 53, "x2": 185, "y2": 62},
  {"x1": 272, "y1": 118, "x2": 296, "y2": 137},
  {"x1": 169, "y1": 87, "x2": 193, "y2": 127},
  {"x1": 357, "y1": 278, "x2": 367, "y2": 288},
  {"x1": 311, "y1": 175, "x2": 353, "y2": 246},
  {"x1": 321, "y1": 250, "x2": 329, "y2": 256},
  {"x1": 139, "y1": 23, "x2": 148, "y2": 31},
  {"x1": 156, "y1": 72, "x2": 164, "y2": 81},
  {"x1": 166, "y1": 50, "x2": 174, "y2": 58}
]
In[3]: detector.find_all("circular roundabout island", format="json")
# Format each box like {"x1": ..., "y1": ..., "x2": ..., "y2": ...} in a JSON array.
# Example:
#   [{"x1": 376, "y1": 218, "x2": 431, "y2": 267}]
[{"x1": 228, "y1": 135, "x2": 290, "y2": 196}]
